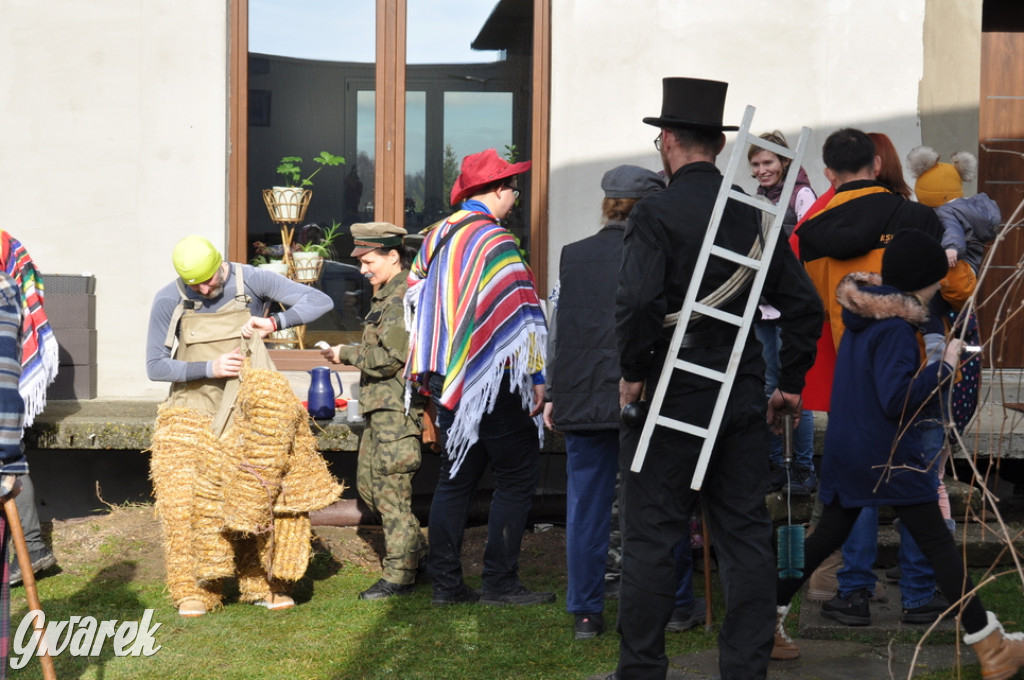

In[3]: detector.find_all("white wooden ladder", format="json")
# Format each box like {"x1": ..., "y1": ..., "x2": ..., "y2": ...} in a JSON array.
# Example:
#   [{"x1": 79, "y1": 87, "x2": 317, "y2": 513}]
[{"x1": 629, "y1": 105, "x2": 811, "y2": 491}]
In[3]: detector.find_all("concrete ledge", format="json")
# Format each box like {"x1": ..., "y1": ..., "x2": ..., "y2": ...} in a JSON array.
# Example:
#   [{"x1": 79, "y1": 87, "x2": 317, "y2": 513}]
[{"x1": 26, "y1": 400, "x2": 359, "y2": 452}]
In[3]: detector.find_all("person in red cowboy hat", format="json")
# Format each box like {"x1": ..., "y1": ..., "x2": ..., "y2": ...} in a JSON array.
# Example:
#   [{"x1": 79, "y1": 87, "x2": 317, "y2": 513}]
[
  {"x1": 609, "y1": 78, "x2": 823, "y2": 680},
  {"x1": 404, "y1": 148, "x2": 554, "y2": 607}
]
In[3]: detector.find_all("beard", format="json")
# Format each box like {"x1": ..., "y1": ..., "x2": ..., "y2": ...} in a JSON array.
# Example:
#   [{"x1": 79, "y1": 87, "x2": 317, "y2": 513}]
[{"x1": 198, "y1": 280, "x2": 225, "y2": 299}]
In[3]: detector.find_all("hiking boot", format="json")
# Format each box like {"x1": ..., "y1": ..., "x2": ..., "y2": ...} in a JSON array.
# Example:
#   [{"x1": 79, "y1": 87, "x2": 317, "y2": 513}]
[
  {"x1": 821, "y1": 589, "x2": 872, "y2": 626},
  {"x1": 665, "y1": 596, "x2": 706, "y2": 632},
  {"x1": 771, "y1": 605, "x2": 800, "y2": 660},
  {"x1": 806, "y1": 549, "x2": 841, "y2": 602},
  {"x1": 359, "y1": 578, "x2": 415, "y2": 601},
  {"x1": 965, "y1": 611, "x2": 1024, "y2": 680},
  {"x1": 431, "y1": 585, "x2": 480, "y2": 606},
  {"x1": 902, "y1": 593, "x2": 951, "y2": 624},
  {"x1": 9, "y1": 548, "x2": 56, "y2": 586},
  {"x1": 480, "y1": 585, "x2": 556, "y2": 606},
  {"x1": 574, "y1": 612, "x2": 605, "y2": 640},
  {"x1": 784, "y1": 467, "x2": 818, "y2": 496}
]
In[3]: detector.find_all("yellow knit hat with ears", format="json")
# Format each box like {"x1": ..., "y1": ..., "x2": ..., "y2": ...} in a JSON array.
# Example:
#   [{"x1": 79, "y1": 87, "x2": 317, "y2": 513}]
[{"x1": 907, "y1": 146, "x2": 977, "y2": 208}]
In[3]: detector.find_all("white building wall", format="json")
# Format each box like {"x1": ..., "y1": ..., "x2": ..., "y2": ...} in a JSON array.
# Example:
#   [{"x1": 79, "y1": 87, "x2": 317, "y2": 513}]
[
  {"x1": 547, "y1": 0, "x2": 930, "y2": 289},
  {"x1": 0, "y1": 0, "x2": 229, "y2": 399},
  {"x1": 0, "y1": 1, "x2": 976, "y2": 400}
]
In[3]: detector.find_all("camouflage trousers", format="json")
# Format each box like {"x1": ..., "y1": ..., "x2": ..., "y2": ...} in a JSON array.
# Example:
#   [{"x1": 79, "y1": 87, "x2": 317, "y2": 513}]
[{"x1": 357, "y1": 410, "x2": 428, "y2": 585}]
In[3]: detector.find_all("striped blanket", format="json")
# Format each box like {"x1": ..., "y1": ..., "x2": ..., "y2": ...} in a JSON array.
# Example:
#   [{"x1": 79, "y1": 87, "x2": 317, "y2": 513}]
[
  {"x1": 1, "y1": 231, "x2": 58, "y2": 426},
  {"x1": 405, "y1": 210, "x2": 546, "y2": 476}
]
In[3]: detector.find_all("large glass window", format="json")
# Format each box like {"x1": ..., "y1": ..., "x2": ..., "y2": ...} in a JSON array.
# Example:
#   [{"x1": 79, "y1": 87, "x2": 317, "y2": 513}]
[{"x1": 239, "y1": 0, "x2": 547, "y2": 342}]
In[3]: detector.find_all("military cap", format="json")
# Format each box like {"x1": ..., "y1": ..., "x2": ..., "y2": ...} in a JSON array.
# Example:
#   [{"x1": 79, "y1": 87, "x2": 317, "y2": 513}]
[{"x1": 350, "y1": 222, "x2": 407, "y2": 257}]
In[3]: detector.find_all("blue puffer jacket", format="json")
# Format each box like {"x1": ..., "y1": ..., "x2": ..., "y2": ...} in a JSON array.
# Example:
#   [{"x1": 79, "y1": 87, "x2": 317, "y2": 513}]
[{"x1": 818, "y1": 273, "x2": 953, "y2": 508}]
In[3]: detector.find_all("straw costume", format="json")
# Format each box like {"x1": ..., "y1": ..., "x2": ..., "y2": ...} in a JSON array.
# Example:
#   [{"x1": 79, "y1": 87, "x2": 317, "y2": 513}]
[{"x1": 148, "y1": 236, "x2": 340, "y2": 617}]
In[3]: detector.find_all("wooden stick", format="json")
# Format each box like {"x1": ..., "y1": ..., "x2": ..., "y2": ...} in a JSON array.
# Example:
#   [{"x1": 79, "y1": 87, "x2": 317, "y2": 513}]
[
  {"x1": 4, "y1": 496, "x2": 57, "y2": 680},
  {"x1": 700, "y1": 501, "x2": 713, "y2": 632}
]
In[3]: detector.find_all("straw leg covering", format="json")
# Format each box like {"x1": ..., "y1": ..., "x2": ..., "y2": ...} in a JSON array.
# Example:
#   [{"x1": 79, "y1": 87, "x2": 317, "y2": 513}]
[{"x1": 149, "y1": 406, "x2": 224, "y2": 610}]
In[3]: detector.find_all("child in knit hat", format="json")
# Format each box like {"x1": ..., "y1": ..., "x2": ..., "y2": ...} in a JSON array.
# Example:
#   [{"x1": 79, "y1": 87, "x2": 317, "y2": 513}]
[
  {"x1": 907, "y1": 147, "x2": 996, "y2": 432},
  {"x1": 906, "y1": 146, "x2": 1000, "y2": 277}
]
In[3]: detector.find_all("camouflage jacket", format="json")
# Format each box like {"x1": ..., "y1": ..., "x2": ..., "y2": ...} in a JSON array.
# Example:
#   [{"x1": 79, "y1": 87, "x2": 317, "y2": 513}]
[{"x1": 338, "y1": 272, "x2": 422, "y2": 425}]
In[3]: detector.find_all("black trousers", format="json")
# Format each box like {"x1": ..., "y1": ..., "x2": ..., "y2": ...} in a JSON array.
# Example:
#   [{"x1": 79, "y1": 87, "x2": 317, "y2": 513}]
[
  {"x1": 616, "y1": 376, "x2": 775, "y2": 680},
  {"x1": 777, "y1": 499, "x2": 988, "y2": 633}
]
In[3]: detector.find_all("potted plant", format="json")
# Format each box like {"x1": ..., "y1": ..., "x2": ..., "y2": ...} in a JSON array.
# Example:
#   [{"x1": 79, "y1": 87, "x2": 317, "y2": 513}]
[
  {"x1": 290, "y1": 221, "x2": 343, "y2": 282},
  {"x1": 264, "y1": 151, "x2": 345, "y2": 223}
]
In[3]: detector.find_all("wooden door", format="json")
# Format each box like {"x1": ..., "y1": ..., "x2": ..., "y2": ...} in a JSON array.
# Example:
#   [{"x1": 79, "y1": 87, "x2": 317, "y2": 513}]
[{"x1": 977, "y1": 31, "x2": 1024, "y2": 368}]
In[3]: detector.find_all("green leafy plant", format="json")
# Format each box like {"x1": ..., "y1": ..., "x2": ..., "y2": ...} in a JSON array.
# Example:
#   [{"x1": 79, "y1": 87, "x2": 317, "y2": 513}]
[
  {"x1": 293, "y1": 220, "x2": 343, "y2": 258},
  {"x1": 275, "y1": 151, "x2": 346, "y2": 187}
]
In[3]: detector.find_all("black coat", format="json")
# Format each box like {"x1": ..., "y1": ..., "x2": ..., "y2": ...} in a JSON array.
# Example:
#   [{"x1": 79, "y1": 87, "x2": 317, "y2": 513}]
[
  {"x1": 616, "y1": 161, "x2": 823, "y2": 393},
  {"x1": 549, "y1": 222, "x2": 624, "y2": 431}
]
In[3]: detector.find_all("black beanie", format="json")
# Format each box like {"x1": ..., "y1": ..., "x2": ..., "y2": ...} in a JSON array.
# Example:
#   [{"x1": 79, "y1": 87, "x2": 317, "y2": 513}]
[{"x1": 881, "y1": 229, "x2": 948, "y2": 292}]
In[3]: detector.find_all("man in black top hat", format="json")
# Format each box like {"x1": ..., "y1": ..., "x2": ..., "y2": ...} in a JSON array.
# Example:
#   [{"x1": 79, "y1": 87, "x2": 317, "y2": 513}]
[{"x1": 611, "y1": 78, "x2": 823, "y2": 680}]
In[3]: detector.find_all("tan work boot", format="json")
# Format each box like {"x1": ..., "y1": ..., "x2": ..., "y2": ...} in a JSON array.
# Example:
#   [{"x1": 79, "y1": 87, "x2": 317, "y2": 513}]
[
  {"x1": 771, "y1": 605, "x2": 800, "y2": 660},
  {"x1": 965, "y1": 611, "x2": 1024, "y2": 680},
  {"x1": 807, "y1": 548, "x2": 841, "y2": 602}
]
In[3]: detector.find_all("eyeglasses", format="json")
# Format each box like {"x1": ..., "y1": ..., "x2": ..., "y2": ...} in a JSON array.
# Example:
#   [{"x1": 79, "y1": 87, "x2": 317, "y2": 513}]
[
  {"x1": 653, "y1": 134, "x2": 663, "y2": 151},
  {"x1": 504, "y1": 185, "x2": 520, "y2": 200}
]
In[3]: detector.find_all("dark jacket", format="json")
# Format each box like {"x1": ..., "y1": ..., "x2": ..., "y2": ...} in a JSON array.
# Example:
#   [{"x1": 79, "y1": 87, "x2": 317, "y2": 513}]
[
  {"x1": 819, "y1": 273, "x2": 953, "y2": 508},
  {"x1": 935, "y1": 193, "x2": 1000, "y2": 272},
  {"x1": 549, "y1": 222, "x2": 624, "y2": 431},
  {"x1": 616, "y1": 161, "x2": 822, "y2": 394}
]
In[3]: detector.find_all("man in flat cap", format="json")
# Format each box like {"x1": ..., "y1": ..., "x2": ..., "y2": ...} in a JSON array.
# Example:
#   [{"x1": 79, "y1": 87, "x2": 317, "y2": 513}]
[
  {"x1": 405, "y1": 148, "x2": 554, "y2": 607},
  {"x1": 322, "y1": 222, "x2": 428, "y2": 601},
  {"x1": 611, "y1": 78, "x2": 823, "y2": 679}
]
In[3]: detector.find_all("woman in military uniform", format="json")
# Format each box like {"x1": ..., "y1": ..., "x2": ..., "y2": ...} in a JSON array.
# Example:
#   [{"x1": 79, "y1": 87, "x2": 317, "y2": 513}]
[{"x1": 322, "y1": 222, "x2": 427, "y2": 599}]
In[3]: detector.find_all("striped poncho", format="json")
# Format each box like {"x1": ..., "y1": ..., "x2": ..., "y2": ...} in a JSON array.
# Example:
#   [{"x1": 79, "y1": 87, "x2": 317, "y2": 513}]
[
  {"x1": 405, "y1": 209, "x2": 546, "y2": 476},
  {"x1": 1, "y1": 231, "x2": 58, "y2": 426}
]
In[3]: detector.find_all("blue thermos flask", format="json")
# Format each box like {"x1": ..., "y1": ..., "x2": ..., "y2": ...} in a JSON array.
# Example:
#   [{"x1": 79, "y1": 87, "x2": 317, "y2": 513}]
[{"x1": 307, "y1": 366, "x2": 343, "y2": 419}]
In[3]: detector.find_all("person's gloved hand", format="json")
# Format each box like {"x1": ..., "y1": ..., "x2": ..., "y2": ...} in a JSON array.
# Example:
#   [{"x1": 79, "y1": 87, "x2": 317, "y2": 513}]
[{"x1": 0, "y1": 474, "x2": 22, "y2": 501}]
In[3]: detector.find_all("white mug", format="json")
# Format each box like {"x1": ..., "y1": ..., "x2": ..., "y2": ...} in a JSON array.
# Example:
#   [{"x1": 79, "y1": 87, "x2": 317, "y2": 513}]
[{"x1": 347, "y1": 399, "x2": 363, "y2": 422}]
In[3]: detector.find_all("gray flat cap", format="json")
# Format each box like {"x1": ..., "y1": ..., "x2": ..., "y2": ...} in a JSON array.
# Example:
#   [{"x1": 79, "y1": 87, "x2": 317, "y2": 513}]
[{"x1": 601, "y1": 165, "x2": 665, "y2": 198}]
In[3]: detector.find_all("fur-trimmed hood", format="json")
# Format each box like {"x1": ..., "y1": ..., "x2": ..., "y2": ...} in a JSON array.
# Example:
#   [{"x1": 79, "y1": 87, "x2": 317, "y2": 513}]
[{"x1": 835, "y1": 272, "x2": 930, "y2": 332}]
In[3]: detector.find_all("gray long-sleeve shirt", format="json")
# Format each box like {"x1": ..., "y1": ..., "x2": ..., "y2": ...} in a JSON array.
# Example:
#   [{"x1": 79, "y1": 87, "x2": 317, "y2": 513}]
[{"x1": 146, "y1": 263, "x2": 333, "y2": 384}]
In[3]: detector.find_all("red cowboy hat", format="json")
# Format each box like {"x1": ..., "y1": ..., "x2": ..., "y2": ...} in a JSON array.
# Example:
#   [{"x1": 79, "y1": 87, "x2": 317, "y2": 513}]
[{"x1": 449, "y1": 149, "x2": 531, "y2": 205}]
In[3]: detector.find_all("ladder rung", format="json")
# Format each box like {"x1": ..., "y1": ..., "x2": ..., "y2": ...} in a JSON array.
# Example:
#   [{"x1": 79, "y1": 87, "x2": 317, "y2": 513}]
[
  {"x1": 742, "y1": 134, "x2": 796, "y2": 161},
  {"x1": 729, "y1": 190, "x2": 781, "y2": 213},
  {"x1": 710, "y1": 244, "x2": 763, "y2": 270},
  {"x1": 691, "y1": 303, "x2": 742, "y2": 327},
  {"x1": 674, "y1": 358, "x2": 726, "y2": 382},
  {"x1": 655, "y1": 414, "x2": 710, "y2": 439}
]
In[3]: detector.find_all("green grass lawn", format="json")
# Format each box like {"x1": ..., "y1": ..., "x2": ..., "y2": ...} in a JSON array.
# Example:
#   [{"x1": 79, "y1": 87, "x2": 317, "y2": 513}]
[{"x1": 7, "y1": 510, "x2": 1024, "y2": 680}]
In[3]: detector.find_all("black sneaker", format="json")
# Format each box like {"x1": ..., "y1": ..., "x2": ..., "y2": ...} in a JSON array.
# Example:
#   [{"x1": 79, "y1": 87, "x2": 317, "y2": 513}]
[
  {"x1": 431, "y1": 585, "x2": 480, "y2": 606},
  {"x1": 766, "y1": 465, "x2": 788, "y2": 493},
  {"x1": 9, "y1": 548, "x2": 57, "y2": 586},
  {"x1": 574, "y1": 612, "x2": 605, "y2": 640},
  {"x1": 358, "y1": 578, "x2": 415, "y2": 600},
  {"x1": 821, "y1": 589, "x2": 872, "y2": 626},
  {"x1": 784, "y1": 467, "x2": 818, "y2": 496},
  {"x1": 666, "y1": 596, "x2": 707, "y2": 632},
  {"x1": 885, "y1": 565, "x2": 902, "y2": 582},
  {"x1": 901, "y1": 593, "x2": 951, "y2": 624},
  {"x1": 480, "y1": 585, "x2": 556, "y2": 606}
]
